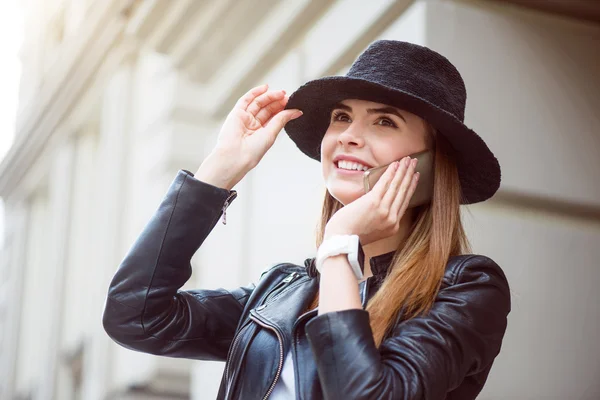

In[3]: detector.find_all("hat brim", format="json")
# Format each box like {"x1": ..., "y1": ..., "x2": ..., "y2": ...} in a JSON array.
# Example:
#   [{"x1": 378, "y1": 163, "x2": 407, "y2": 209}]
[{"x1": 283, "y1": 76, "x2": 501, "y2": 204}]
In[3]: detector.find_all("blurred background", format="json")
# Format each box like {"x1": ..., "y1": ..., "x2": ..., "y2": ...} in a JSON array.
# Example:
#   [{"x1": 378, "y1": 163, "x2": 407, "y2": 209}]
[{"x1": 0, "y1": 0, "x2": 599, "y2": 399}]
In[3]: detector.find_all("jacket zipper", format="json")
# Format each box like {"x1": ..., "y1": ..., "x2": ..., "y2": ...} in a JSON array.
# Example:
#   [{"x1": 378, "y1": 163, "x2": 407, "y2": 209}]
[
  {"x1": 221, "y1": 190, "x2": 238, "y2": 225},
  {"x1": 292, "y1": 275, "x2": 370, "y2": 325},
  {"x1": 282, "y1": 271, "x2": 299, "y2": 284},
  {"x1": 249, "y1": 313, "x2": 285, "y2": 400},
  {"x1": 224, "y1": 319, "x2": 251, "y2": 398},
  {"x1": 258, "y1": 272, "x2": 299, "y2": 308},
  {"x1": 224, "y1": 272, "x2": 298, "y2": 398}
]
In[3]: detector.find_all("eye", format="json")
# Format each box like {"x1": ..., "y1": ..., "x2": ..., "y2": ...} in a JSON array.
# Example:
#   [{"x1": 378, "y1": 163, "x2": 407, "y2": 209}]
[
  {"x1": 332, "y1": 110, "x2": 351, "y2": 123},
  {"x1": 376, "y1": 117, "x2": 398, "y2": 128}
]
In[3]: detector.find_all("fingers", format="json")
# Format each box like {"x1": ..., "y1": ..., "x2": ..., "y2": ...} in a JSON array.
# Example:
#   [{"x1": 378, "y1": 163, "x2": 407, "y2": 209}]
[
  {"x1": 255, "y1": 96, "x2": 288, "y2": 126},
  {"x1": 371, "y1": 161, "x2": 400, "y2": 198},
  {"x1": 381, "y1": 156, "x2": 412, "y2": 208},
  {"x1": 262, "y1": 98, "x2": 288, "y2": 126},
  {"x1": 247, "y1": 90, "x2": 286, "y2": 117},
  {"x1": 262, "y1": 108, "x2": 303, "y2": 140},
  {"x1": 399, "y1": 171, "x2": 420, "y2": 212},
  {"x1": 390, "y1": 158, "x2": 419, "y2": 216},
  {"x1": 235, "y1": 84, "x2": 269, "y2": 110}
]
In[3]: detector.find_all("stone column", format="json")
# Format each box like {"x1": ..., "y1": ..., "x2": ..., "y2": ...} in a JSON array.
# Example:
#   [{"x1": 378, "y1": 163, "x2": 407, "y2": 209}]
[
  {"x1": 38, "y1": 139, "x2": 77, "y2": 400},
  {"x1": 80, "y1": 57, "x2": 135, "y2": 400},
  {"x1": 0, "y1": 200, "x2": 29, "y2": 400}
]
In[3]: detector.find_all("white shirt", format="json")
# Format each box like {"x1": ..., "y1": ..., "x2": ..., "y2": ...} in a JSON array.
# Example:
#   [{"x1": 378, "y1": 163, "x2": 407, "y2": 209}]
[{"x1": 269, "y1": 349, "x2": 296, "y2": 399}]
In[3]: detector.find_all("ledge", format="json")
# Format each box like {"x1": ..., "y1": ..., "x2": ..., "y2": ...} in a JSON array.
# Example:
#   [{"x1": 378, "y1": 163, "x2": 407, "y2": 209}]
[{"x1": 0, "y1": 0, "x2": 129, "y2": 196}]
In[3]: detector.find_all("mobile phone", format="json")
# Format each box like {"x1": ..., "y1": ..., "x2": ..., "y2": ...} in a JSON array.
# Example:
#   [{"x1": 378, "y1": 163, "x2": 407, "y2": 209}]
[{"x1": 363, "y1": 149, "x2": 434, "y2": 208}]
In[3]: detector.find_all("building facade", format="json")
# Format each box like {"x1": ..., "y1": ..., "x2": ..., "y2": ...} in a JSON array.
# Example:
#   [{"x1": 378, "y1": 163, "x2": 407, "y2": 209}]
[{"x1": 1, "y1": 0, "x2": 599, "y2": 399}]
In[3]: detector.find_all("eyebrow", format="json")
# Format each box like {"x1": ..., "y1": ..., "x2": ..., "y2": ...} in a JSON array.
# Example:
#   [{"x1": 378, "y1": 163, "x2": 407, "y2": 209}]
[{"x1": 333, "y1": 103, "x2": 407, "y2": 123}]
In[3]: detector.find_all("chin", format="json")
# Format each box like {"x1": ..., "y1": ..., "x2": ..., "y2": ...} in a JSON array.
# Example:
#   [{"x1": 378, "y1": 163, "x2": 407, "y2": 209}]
[{"x1": 326, "y1": 182, "x2": 364, "y2": 206}]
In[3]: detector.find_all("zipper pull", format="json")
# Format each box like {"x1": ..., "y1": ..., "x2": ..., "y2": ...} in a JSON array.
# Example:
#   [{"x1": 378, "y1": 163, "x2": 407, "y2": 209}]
[
  {"x1": 221, "y1": 190, "x2": 238, "y2": 225},
  {"x1": 282, "y1": 272, "x2": 298, "y2": 284}
]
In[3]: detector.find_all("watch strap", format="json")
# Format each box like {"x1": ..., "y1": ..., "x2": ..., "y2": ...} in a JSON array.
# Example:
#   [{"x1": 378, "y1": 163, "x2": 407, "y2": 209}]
[{"x1": 315, "y1": 234, "x2": 365, "y2": 280}]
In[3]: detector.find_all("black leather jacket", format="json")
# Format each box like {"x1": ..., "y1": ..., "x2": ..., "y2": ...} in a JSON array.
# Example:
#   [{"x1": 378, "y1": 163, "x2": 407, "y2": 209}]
[{"x1": 102, "y1": 170, "x2": 511, "y2": 400}]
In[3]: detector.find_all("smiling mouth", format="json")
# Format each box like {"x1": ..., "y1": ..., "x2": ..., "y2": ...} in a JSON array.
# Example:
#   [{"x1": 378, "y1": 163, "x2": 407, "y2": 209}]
[{"x1": 334, "y1": 160, "x2": 371, "y2": 172}]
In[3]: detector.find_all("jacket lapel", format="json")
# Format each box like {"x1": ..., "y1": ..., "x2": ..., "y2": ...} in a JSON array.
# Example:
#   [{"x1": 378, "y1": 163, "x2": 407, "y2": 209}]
[
  {"x1": 253, "y1": 275, "x2": 319, "y2": 355},
  {"x1": 254, "y1": 275, "x2": 371, "y2": 348}
]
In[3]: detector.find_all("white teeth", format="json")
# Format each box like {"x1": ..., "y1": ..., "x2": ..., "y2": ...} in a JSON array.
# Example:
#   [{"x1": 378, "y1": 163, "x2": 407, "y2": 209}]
[{"x1": 337, "y1": 160, "x2": 369, "y2": 171}]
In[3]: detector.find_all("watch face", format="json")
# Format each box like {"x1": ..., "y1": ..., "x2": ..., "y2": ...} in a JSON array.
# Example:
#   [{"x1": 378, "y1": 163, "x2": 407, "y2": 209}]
[{"x1": 357, "y1": 240, "x2": 365, "y2": 273}]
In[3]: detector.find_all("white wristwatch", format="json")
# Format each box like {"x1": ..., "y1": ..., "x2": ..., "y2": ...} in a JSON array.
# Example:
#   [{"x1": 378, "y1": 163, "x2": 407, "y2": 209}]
[{"x1": 315, "y1": 234, "x2": 365, "y2": 280}]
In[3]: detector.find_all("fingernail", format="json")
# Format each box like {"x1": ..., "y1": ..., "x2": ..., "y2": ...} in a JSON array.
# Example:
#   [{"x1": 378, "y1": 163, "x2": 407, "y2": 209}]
[
  {"x1": 291, "y1": 110, "x2": 303, "y2": 119},
  {"x1": 414, "y1": 172, "x2": 420, "y2": 181},
  {"x1": 282, "y1": 89, "x2": 286, "y2": 94},
  {"x1": 404, "y1": 157, "x2": 410, "y2": 166}
]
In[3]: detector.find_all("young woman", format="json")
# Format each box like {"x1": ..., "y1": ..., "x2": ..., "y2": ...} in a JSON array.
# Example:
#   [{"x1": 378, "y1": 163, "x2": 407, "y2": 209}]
[{"x1": 103, "y1": 40, "x2": 511, "y2": 400}]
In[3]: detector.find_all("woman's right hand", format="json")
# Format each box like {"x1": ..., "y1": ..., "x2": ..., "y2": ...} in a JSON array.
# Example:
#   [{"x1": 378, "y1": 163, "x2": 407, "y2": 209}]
[{"x1": 195, "y1": 84, "x2": 303, "y2": 190}]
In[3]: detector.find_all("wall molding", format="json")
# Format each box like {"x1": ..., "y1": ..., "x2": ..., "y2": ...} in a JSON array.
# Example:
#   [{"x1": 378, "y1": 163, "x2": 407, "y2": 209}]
[
  {"x1": 487, "y1": 189, "x2": 600, "y2": 225},
  {"x1": 0, "y1": 0, "x2": 128, "y2": 196}
]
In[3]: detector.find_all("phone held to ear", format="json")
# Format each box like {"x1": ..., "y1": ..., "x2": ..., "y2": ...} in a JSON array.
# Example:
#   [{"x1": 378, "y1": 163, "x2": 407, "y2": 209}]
[{"x1": 363, "y1": 149, "x2": 434, "y2": 208}]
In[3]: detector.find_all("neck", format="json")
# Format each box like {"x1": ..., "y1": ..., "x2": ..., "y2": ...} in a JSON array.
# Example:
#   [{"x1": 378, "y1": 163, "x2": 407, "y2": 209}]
[{"x1": 362, "y1": 208, "x2": 415, "y2": 278}]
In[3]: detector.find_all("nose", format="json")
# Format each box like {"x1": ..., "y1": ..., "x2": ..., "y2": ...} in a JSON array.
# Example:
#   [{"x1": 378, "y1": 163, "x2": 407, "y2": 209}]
[{"x1": 337, "y1": 123, "x2": 365, "y2": 149}]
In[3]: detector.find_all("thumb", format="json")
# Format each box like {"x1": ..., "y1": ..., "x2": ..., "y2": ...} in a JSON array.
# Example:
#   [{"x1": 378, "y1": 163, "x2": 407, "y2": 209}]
[{"x1": 264, "y1": 109, "x2": 303, "y2": 138}]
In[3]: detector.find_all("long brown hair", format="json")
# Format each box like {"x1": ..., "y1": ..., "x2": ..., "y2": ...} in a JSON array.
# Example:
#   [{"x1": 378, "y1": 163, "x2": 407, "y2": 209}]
[{"x1": 306, "y1": 123, "x2": 472, "y2": 347}]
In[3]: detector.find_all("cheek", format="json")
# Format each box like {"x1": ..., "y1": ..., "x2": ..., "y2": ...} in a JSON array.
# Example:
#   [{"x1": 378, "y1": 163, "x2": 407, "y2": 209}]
[
  {"x1": 320, "y1": 131, "x2": 336, "y2": 166},
  {"x1": 321, "y1": 130, "x2": 335, "y2": 154},
  {"x1": 368, "y1": 140, "x2": 398, "y2": 165},
  {"x1": 372, "y1": 137, "x2": 414, "y2": 164}
]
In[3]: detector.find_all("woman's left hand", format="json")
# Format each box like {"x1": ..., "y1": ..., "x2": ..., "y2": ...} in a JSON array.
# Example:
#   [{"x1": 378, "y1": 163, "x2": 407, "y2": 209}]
[{"x1": 324, "y1": 156, "x2": 420, "y2": 246}]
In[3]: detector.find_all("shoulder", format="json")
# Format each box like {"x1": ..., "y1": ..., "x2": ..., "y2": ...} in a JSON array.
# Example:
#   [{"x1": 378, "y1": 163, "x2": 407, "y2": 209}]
[
  {"x1": 247, "y1": 261, "x2": 310, "y2": 306},
  {"x1": 445, "y1": 254, "x2": 508, "y2": 286},
  {"x1": 442, "y1": 254, "x2": 511, "y2": 311},
  {"x1": 257, "y1": 261, "x2": 308, "y2": 284}
]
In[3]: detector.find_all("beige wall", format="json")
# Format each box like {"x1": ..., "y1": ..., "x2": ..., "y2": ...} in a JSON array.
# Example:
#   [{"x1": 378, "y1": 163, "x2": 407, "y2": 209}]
[{"x1": 427, "y1": 1, "x2": 600, "y2": 398}]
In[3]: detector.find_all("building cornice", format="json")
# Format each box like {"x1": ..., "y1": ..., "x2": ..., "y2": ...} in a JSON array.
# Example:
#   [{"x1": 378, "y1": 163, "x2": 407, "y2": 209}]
[
  {"x1": 0, "y1": 0, "x2": 132, "y2": 196},
  {"x1": 125, "y1": 0, "x2": 338, "y2": 118},
  {"x1": 0, "y1": 0, "x2": 415, "y2": 197}
]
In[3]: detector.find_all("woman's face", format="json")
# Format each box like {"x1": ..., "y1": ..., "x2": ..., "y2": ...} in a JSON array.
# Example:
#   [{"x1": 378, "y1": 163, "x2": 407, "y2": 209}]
[{"x1": 321, "y1": 99, "x2": 431, "y2": 206}]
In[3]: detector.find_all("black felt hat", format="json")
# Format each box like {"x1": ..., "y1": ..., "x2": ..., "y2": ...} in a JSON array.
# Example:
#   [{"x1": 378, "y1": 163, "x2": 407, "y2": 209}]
[{"x1": 284, "y1": 40, "x2": 501, "y2": 204}]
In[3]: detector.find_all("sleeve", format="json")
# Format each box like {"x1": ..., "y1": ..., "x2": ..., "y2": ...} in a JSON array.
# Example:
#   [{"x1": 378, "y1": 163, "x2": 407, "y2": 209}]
[
  {"x1": 304, "y1": 255, "x2": 511, "y2": 399},
  {"x1": 102, "y1": 169, "x2": 251, "y2": 361}
]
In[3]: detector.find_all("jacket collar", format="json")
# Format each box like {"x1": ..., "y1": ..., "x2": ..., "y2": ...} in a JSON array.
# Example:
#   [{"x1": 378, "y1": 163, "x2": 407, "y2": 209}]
[
  {"x1": 369, "y1": 250, "x2": 396, "y2": 276},
  {"x1": 305, "y1": 250, "x2": 396, "y2": 280}
]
